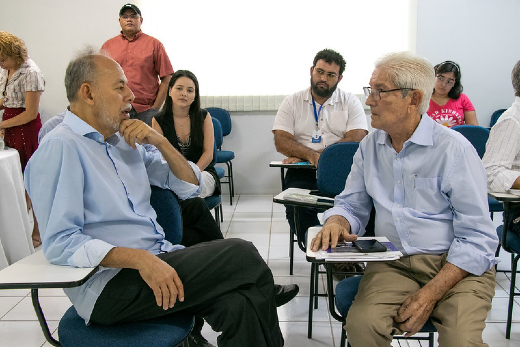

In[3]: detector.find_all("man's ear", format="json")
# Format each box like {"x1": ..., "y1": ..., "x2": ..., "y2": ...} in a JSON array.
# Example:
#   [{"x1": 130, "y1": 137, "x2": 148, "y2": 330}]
[
  {"x1": 409, "y1": 89, "x2": 423, "y2": 110},
  {"x1": 79, "y1": 83, "x2": 96, "y2": 106},
  {"x1": 338, "y1": 75, "x2": 343, "y2": 83}
]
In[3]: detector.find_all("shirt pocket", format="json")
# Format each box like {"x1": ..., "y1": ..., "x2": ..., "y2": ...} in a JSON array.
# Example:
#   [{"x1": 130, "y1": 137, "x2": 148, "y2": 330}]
[{"x1": 406, "y1": 176, "x2": 444, "y2": 214}]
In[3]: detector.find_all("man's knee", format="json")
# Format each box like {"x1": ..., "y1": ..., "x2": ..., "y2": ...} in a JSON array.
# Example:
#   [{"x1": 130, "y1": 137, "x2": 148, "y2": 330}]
[{"x1": 345, "y1": 303, "x2": 393, "y2": 344}]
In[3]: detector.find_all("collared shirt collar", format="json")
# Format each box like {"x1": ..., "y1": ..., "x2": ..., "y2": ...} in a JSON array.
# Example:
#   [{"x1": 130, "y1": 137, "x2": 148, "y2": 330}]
[
  {"x1": 119, "y1": 30, "x2": 143, "y2": 42},
  {"x1": 376, "y1": 114, "x2": 434, "y2": 148},
  {"x1": 63, "y1": 110, "x2": 120, "y2": 145},
  {"x1": 303, "y1": 87, "x2": 341, "y2": 106}
]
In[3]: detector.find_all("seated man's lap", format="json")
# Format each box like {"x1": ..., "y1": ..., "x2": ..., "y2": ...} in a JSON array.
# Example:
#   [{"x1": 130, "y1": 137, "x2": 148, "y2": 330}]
[
  {"x1": 91, "y1": 238, "x2": 272, "y2": 325},
  {"x1": 346, "y1": 254, "x2": 495, "y2": 343}
]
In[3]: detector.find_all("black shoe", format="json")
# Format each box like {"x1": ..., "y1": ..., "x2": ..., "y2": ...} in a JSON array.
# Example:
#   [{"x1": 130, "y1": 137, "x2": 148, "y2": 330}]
[
  {"x1": 274, "y1": 284, "x2": 299, "y2": 307},
  {"x1": 176, "y1": 331, "x2": 216, "y2": 347}
]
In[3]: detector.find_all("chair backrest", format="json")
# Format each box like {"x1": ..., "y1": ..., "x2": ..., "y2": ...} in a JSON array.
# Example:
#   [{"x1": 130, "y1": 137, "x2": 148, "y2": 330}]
[
  {"x1": 490, "y1": 108, "x2": 507, "y2": 128},
  {"x1": 149, "y1": 186, "x2": 183, "y2": 245},
  {"x1": 451, "y1": 125, "x2": 490, "y2": 159},
  {"x1": 207, "y1": 107, "x2": 232, "y2": 136},
  {"x1": 316, "y1": 142, "x2": 359, "y2": 197},
  {"x1": 211, "y1": 117, "x2": 223, "y2": 149}
]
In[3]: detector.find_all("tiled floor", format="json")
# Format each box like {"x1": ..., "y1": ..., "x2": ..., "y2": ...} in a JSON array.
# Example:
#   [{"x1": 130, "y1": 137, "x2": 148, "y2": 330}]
[{"x1": 1, "y1": 195, "x2": 519, "y2": 346}]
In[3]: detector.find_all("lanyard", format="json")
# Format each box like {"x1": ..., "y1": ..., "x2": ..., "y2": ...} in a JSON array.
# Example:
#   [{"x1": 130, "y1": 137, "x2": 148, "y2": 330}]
[{"x1": 312, "y1": 98, "x2": 323, "y2": 130}]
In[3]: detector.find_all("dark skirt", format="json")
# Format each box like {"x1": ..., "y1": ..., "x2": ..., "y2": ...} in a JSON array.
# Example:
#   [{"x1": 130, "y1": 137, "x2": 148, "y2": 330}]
[{"x1": 3, "y1": 107, "x2": 42, "y2": 171}]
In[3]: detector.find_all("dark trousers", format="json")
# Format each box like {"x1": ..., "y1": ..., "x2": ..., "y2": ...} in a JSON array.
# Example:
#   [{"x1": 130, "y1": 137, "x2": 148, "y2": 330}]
[
  {"x1": 90, "y1": 239, "x2": 284, "y2": 347},
  {"x1": 179, "y1": 197, "x2": 224, "y2": 247},
  {"x1": 284, "y1": 168, "x2": 320, "y2": 242},
  {"x1": 178, "y1": 197, "x2": 224, "y2": 334}
]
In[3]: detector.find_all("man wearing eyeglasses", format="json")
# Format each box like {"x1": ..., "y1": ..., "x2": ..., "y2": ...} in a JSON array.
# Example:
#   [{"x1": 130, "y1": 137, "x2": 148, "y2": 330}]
[
  {"x1": 311, "y1": 52, "x2": 497, "y2": 346},
  {"x1": 102, "y1": 4, "x2": 173, "y2": 126},
  {"x1": 272, "y1": 48, "x2": 368, "y2": 244}
]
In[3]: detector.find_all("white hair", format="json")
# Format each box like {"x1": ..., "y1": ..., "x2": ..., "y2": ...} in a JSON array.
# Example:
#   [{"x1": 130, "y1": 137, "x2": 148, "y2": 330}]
[{"x1": 375, "y1": 52, "x2": 435, "y2": 114}]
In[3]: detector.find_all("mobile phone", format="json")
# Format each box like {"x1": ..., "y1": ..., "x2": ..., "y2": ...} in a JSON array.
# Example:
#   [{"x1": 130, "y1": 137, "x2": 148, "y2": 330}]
[{"x1": 353, "y1": 239, "x2": 387, "y2": 253}]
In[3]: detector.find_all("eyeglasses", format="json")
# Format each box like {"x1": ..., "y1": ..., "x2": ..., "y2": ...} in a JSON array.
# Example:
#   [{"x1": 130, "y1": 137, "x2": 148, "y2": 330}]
[
  {"x1": 120, "y1": 14, "x2": 140, "y2": 20},
  {"x1": 313, "y1": 68, "x2": 339, "y2": 79},
  {"x1": 436, "y1": 75, "x2": 455, "y2": 87},
  {"x1": 363, "y1": 87, "x2": 414, "y2": 101}
]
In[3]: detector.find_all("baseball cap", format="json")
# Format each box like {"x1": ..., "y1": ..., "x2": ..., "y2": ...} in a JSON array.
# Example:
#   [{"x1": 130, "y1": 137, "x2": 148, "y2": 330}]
[{"x1": 119, "y1": 4, "x2": 142, "y2": 16}]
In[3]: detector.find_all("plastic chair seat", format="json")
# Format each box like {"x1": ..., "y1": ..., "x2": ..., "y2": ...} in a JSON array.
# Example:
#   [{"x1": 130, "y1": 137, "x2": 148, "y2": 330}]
[
  {"x1": 489, "y1": 196, "x2": 504, "y2": 212},
  {"x1": 216, "y1": 150, "x2": 235, "y2": 163},
  {"x1": 204, "y1": 195, "x2": 222, "y2": 210},
  {"x1": 58, "y1": 306, "x2": 194, "y2": 347}
]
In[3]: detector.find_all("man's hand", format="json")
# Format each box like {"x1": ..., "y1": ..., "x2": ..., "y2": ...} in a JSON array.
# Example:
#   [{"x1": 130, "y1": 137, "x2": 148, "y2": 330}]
[
  {"x1": 119, "y1": 119, "x2": 165, "y2": 149},
  {"x1": 310, "y1": 215, "x2": 356, "y2": 251},
  {"x1": 394, "y1": 288, "x2": 436, "y2": 337},
  {"x1": 282, "y1": 156, "x2": 303, "y2": 164},
  {"x1": 137, "y1": 254, "x2": 185, "y2": 310}
]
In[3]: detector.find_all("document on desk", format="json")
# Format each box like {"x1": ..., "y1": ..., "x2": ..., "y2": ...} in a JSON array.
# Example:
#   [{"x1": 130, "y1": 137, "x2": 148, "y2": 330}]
[
  {"x1": 275, "y1": 188, "x2": 335, "y2": 206},
  {"x1": 314, "y1": 237, "x2": 403, "y2": 262}
]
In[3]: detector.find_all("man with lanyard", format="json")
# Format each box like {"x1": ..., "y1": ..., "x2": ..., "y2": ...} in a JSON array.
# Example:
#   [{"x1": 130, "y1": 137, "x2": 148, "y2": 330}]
[
  {"x1": 102, "y1": 4, "x2": 173, "y2": 126},
  {"x1": 272, "y1": 48, "x2": 368, "y2": 244}
]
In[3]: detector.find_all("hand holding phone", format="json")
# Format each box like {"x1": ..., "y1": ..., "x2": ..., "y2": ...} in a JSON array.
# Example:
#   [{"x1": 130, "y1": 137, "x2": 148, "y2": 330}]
[{"x1": 353, "y1": 239, "x2": 387, "y2": 253}]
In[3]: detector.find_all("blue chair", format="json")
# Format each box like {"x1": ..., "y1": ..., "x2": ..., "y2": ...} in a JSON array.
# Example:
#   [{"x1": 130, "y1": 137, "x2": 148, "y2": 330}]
[
  {"x1": 150, "y1": 185, "x2": 183, "y2": 245},
  {"x1": 333, "y1": 275, "x2": 436, "y2": 347},
  {"x1": 490, "y1": 108, "x2": 507, "y2": 128},
  {"x1": 451, "y1": 125, "x2": 504, "y2": 220},
  {"x1": 496, "y1": 224, "x2": 520, "y2": 339},
  {"x1": 206, "y1": 119, "x2": 225, "y2": 225},
  {"x1": 207, "y1": 108, "x2": 235, "y2": 205},
  {"x1": 304, "y1": 142, "x2": 361, "y2": 337},
  {"x1": 54, "y1": 186, "x2": 194, "y2": 346}
]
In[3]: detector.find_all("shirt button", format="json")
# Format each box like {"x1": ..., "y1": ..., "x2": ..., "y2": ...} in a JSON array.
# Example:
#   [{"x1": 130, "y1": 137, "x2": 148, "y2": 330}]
[
  {"x1": 403, "y1": 242, "x2": 409, "y2": 246},
  {"x1": 396, "y1": 217, "x2": 401, "y2": 222},
  {"x1": 396, "y1": 203, "x2": 400, "y2": 207},
  {"x1": 397, "y1": 180, "x2": 401, "y2": 184}
]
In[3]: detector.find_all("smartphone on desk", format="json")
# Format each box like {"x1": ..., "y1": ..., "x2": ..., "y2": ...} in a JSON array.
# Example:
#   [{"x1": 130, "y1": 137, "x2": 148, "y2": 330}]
[{"x1": 353, "y1": 239, "x2": 387, "y2": 253}]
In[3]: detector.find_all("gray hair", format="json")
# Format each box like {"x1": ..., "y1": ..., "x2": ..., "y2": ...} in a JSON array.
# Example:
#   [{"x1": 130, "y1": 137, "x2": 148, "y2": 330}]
[
  {"x1": 512, "y1": 60, "x2": 520, "y2": 97},
  {"x1": 375, "y1": 52, "x2": 435, "y2": 114},
  {"x1": 64, "y1": 46, "x2": 106, "y2": 102}
]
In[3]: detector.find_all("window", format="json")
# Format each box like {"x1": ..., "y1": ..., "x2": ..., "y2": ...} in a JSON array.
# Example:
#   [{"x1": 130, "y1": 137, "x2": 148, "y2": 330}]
[{"x1": 141, "y1": 0, "x2": 415, "y2": 108}]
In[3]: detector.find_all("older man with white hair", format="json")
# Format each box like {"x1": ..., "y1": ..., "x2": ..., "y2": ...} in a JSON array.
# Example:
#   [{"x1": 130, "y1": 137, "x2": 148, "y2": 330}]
[{"x1": 311, "y1": 52, "x2": 498, "y2": 346}]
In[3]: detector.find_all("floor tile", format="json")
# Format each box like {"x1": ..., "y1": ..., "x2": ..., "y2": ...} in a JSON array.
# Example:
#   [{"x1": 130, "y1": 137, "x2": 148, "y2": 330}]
[
  {"x1": 0, "y1": 320, "x2": 57, "y2": 347},
  {"x1": 233, "y1": 195, "x2": 273, "y2": 213}
]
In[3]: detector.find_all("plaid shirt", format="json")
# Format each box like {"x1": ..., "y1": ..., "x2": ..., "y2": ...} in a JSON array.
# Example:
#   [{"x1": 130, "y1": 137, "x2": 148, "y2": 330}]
[{"x1": 0, "y1": 58, "x2": 45, "y2": 108}]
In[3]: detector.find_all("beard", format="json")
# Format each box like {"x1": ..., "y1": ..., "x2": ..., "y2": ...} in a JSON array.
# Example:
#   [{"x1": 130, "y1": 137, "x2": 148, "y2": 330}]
[
  {"x1": 311, "y1": 77, "x2": 338, "y2": 99},
  {"x1": 98, "y1": 97, "x2": 124, "y2": 134}
]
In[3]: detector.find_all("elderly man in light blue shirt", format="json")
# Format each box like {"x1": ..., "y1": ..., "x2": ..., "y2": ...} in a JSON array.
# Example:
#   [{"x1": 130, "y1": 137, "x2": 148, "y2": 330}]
[
  {"x1": 24, "y1": 49, "x2": 284, "y2": 347},
  {"x1": 311, "y1": 52, "x2": 497, "y2": 347}
]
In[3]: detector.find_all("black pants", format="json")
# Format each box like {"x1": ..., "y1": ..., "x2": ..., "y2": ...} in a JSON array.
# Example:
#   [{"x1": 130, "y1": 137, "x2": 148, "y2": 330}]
[
  {"x1": 179, "y1": 197, "x2": 224, "y2": 335},
  {"x1": 90, "y1": 239, "x2": 284, "y2": 347},
  {"x1": 179, "y1": 197, "x2": 223, "y2": 247},
  {"x1": 284, "y1": 168, "x2": 320, "y2": 242}
]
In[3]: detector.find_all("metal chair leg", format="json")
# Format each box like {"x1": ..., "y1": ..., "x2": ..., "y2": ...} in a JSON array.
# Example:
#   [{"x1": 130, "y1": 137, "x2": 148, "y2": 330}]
[
  {"x1": 506, "y1": 253, "x2": 520, "y2": 339},
  {"x1": 31, "y1": 289, "x2": 61, "y2": 346}
]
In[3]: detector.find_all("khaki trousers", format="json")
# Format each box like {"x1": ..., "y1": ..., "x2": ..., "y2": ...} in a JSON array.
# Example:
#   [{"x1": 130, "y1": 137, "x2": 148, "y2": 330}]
[{"x1": 345, "y1": 254, "x2": 496, "y2": 347}]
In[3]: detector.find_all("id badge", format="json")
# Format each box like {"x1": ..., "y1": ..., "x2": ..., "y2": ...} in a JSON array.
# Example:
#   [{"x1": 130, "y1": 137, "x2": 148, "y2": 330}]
[{"x1": 312, "y1": 129, "x2": 322, "y2": 143}]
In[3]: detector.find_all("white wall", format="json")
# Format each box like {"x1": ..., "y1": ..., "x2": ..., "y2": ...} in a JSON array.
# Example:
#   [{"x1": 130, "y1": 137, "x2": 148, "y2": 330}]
[
  {"x1": 416, "y1": 0, "x2": 520, "y2": 126},
  {"x1": 2, "y1": 0, "x2": 519, "y2": 194}
]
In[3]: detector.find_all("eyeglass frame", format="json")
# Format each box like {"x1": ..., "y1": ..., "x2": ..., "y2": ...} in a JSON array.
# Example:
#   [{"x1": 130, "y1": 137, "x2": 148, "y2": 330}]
[
  {"x1": 363, "y1": 87, "x2": 414, "y2": 101},
  {"x1": 313, "y1": 68, "x2": 339, "y2": 80}
]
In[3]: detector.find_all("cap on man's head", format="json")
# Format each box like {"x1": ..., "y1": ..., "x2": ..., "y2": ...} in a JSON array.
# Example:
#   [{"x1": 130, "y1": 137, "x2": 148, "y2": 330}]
[{"x1": 119, "y1": 3, "x2": 141, "y2": 16}]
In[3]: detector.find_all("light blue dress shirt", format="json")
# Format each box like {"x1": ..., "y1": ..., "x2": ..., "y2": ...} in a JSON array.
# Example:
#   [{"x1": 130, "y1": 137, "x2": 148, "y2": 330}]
[
  {"x1": 24, "y1": 111, "x2": 202, "y2": 322},
  {"x1": 323, "y1": 115, "x2": 498, "y2": 276}
]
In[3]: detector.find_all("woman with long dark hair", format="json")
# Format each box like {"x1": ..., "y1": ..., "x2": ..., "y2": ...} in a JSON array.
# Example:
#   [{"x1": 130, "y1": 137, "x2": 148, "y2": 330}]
[
  {"x1": 426, "y1": 60, "x2": 478, "y2": 127},
  {"x1": 153, "y1": 70, "x2": 220, "y2": 198}
]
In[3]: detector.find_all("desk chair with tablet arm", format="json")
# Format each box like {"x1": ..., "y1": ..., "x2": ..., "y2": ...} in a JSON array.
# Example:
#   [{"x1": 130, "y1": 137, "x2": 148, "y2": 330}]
[{"x1": 0, "y1": 186, "x2": 194, "y2": 347}]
